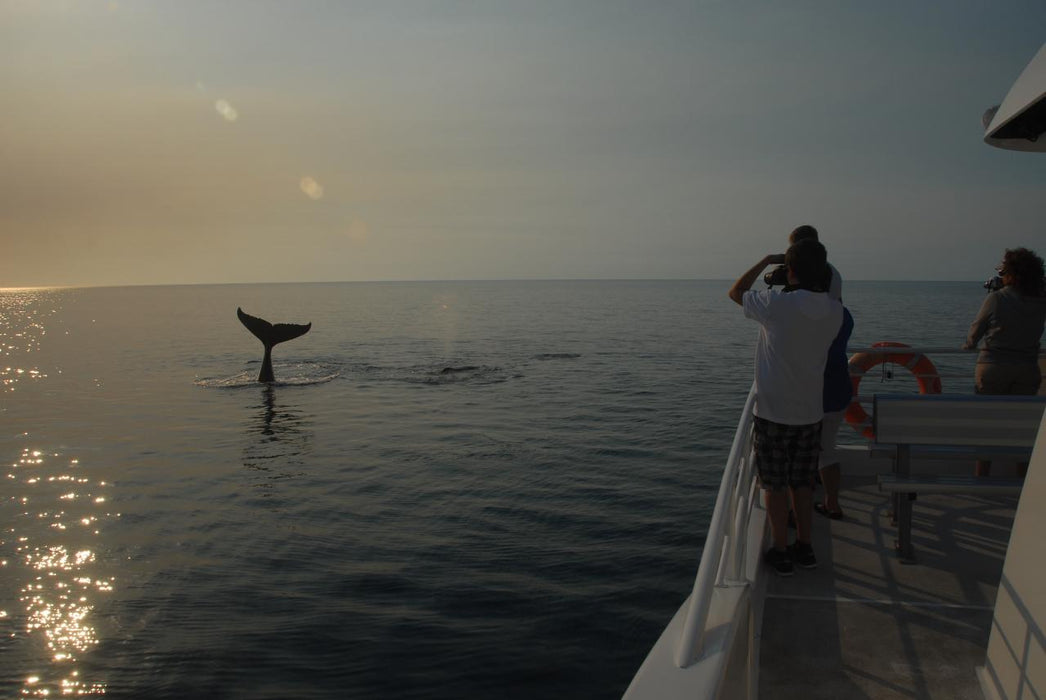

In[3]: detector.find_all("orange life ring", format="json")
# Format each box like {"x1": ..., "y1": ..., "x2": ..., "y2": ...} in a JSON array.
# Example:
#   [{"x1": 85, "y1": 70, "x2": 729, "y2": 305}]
[{"x1": 844, "y1": 341, "x2": 942, "y2": 439}]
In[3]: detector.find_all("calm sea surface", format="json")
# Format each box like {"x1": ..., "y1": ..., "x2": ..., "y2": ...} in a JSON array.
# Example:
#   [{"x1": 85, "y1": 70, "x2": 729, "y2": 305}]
[{"x1": 0, "y1": 280, "x2": 988, "y2": 699}]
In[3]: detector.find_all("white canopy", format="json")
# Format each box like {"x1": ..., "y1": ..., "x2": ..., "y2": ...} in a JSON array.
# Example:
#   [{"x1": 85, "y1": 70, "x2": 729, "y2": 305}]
[{"x1": 984, "y1": 42, "x2": 1046, "y2": 152}]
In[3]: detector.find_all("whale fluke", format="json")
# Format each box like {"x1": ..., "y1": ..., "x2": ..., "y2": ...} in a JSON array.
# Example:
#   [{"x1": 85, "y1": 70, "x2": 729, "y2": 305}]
[{"x1": 237, "y1": 307, "x2": 312, "y2": 383}]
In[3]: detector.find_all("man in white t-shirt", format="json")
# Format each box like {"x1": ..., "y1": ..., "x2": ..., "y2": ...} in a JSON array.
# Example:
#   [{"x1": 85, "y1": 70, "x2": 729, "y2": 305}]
[{"x1": 728, "y1": 239, "x2": 843, "y2": 576}]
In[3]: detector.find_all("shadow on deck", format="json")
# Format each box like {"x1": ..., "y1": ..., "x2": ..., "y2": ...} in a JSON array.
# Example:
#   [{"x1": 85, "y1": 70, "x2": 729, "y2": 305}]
[{"x1": 759, "y1": 475, "x2": 1016, "y2": 700}]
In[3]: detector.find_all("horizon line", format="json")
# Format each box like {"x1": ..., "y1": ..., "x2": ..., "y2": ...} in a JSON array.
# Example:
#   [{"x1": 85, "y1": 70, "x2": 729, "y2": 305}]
[{"x1": 0, "y1": 277, "x2": 990, "y2": 292}]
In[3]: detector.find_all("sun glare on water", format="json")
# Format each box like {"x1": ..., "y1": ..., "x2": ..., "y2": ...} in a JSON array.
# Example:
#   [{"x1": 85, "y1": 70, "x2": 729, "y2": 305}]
[{"x1": 6, "y1": 445, "x2": 117, "y2": 697}]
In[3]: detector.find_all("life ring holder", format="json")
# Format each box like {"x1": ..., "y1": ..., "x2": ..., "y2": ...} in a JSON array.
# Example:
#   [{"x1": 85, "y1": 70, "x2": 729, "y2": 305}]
[{"x1": 844, "y1": 341, "x2": 942, "y2": 439}]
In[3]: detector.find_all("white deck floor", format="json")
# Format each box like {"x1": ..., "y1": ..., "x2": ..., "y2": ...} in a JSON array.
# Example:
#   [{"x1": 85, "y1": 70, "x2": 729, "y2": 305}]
[{"x1": 759, "y1": 476, "x2": 1017, "y2": 699}]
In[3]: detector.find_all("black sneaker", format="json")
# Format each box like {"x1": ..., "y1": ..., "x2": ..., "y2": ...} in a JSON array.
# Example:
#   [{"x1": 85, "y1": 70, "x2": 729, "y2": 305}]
[
  {"x1": 788, "y1": 541, "x2": 817, "y2": 569},
  {"x1": 764, "y1": 547, "x2": 794, "y2": 576}
]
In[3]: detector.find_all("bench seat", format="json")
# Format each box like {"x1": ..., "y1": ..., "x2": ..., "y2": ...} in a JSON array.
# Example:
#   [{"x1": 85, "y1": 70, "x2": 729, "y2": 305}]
[
  {"x1": 867, "y1": 444, "x2": 1033, "y2": 462},
  {"x1": 871, "y1": 393, "x2": 1045, "y2": 562},
  {"x1": 877, "y1": 473, "x2": 1024, "y2": 496}
]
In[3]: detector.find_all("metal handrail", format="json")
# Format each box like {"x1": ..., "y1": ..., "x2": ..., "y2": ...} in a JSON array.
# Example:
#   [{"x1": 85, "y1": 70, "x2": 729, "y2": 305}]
[
  {"x1": 847, "y1": 346, "x2": 1046, "y2": 356},
  {"x1": 846, "y1": 346, "x2": 1046, "y2": 407},
  {"x1": 674, "y1": 384, "x2": 757, "y2": 668},
  {"x1": 847, "y1": 346, "x2": 977, "y2": 354}
]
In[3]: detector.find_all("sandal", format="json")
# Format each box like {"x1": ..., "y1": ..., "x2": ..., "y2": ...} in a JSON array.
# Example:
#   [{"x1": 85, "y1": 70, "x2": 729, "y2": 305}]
[{"x1": 814, "y1": 502, "x2": 843, "y2": 520}]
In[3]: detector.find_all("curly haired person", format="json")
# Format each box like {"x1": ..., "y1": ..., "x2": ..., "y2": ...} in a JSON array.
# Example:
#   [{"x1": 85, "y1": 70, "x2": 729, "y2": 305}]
[{"x1": 964, "y1": 247, "x2": 1046, "y2": 477}]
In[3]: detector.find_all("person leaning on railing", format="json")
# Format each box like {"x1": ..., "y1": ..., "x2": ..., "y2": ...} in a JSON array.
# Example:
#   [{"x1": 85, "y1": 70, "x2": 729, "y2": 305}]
[{"x1": 963, "y1": 246, "x2": 1046, "y2": 477}]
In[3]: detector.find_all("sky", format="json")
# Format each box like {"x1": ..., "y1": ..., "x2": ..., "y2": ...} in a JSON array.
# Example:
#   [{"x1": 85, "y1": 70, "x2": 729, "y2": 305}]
[{"x1": 2, "y1": 0, "x2": 1044, "y2": 287}]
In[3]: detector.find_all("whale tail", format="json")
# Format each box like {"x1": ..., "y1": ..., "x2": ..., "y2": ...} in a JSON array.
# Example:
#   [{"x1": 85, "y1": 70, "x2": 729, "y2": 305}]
[{"x1": 237, "y1": 307, "x2": 312, "y2": 382}]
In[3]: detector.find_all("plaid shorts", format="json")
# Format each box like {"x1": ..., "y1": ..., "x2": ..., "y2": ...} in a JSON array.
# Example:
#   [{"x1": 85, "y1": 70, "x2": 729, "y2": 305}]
[{"x1": 752, "y1": 416, "x2": 822, "y2": 491}]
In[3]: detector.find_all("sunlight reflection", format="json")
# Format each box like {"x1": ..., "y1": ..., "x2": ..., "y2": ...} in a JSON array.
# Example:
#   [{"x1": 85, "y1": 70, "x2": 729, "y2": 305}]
[
  {"x1": 2, "y1": 366, "x2": 49, "y2": 393},
  {"x1": 6, "y1": 444, "x2": 116, "y2": 696},
  {"x1": 300, "y1": 176, "x2": 324, "y2": 200},
  {"x1": 0, "y1": 288, "x2": 59, "y2": 394}
]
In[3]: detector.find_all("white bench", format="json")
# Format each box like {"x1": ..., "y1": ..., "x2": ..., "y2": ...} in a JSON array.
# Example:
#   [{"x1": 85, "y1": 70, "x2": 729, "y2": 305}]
[{"x1": 873, "y1": 393, "x2": 1045, "y2": 562}]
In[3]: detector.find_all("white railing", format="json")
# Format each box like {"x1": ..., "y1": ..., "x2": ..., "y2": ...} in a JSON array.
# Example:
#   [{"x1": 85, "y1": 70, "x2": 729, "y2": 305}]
[
  {"x1": 674, "y1": 384, "x2": 758, "y2": 668},
  {"x1": 847, "y1": 346, "x2": 977, "y2": 384}
]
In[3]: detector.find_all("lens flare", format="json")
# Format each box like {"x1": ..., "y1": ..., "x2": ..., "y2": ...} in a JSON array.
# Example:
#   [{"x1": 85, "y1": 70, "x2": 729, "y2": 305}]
[
  {"x1": 300, "y1": 177, "x2": 324, "y2": 200},
  {"x1": 215, "y1": 99, "x2": 238, "y2": 122}
]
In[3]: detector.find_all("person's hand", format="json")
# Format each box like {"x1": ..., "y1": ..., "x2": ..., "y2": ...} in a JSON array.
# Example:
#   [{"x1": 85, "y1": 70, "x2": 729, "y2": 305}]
[{"x1": 767, "y1": 254, "x2": 786, "y2": 265}]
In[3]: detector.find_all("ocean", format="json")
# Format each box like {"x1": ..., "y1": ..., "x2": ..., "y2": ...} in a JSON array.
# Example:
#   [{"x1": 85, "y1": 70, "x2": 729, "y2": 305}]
[{"x1": 0, "y1": 280, "x2": 989, "y2": 699}]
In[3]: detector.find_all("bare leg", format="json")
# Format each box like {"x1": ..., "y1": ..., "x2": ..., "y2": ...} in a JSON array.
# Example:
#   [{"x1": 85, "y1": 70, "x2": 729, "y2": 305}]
[
  {"x1": 819, "y1": 462, "x2": 841, "y2": 513},
  {"x1": 790, "y1": 486, "x2": 813, "y2": 545},
  {"x1": 765, "y1": 489, "x2": 790, "y2": 550}
]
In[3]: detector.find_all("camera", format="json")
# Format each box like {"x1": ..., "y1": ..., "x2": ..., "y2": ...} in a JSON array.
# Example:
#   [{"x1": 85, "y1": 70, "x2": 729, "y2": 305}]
[
  {"x1": 763, "y1": 265, "x2": 789, "y2": 287},
  {"x1": 764, "y1": 259, "x2": 832, "y2": 292},
  {"x1": 983, "y1": 275, "x2": 1004, "y2": 292}
]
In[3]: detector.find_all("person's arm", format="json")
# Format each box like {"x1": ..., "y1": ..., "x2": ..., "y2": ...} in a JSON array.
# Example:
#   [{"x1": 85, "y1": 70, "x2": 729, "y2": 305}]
[
  {"x1": 728, "y1": 254, "x2": 783, "y2": 306},
  {"x1": 963, "y1": 295, "x2": 994, "y2": 350}
]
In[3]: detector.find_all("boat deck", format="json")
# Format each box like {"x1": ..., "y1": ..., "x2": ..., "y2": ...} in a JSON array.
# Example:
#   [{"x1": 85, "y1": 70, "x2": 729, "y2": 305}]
[{"x1": 759, "y1": 475, "x2": 1017, "y2": 700}]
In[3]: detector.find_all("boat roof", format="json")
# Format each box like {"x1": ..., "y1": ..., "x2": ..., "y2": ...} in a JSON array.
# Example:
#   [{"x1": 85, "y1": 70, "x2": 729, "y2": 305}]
[{"x1": 984, "y1": 43, "x2": 1046, "y2": 152}]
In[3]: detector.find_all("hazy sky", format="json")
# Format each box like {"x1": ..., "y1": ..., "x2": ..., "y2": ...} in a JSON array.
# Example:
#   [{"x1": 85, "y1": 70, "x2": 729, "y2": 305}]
[{"x1": 2, "y1": 1, "x2": 1044, "y2": 287}]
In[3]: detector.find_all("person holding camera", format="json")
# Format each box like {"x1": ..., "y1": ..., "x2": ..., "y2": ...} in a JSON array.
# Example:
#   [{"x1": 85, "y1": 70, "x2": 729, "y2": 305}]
[
  {"x1": 763, "y1": 225, "x2": 842, "y2": 301},
  {"x1": 781, "y1": 226, "x2": 851, "y2": 519},
  {"x1": 963, "y1": 247, "x2": 1046, "y2": 477},
  {"x1": 729, "y1": 238, "x2": 844, "y2": 576}
]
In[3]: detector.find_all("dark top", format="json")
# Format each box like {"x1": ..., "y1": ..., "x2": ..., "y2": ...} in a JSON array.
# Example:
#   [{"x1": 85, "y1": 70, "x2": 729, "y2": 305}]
[
  {"x1": 965, "y1": 286, "x2": 1046, "y2": 364},
  {"x1": 824, "y1": 307, "x2": 854, "y2": 412}
]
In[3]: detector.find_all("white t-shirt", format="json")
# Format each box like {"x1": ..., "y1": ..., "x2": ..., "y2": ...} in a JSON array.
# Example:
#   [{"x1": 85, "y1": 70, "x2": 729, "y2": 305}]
[{"x1": 742, "y1": 288, "x2": 843, "y2": 425}]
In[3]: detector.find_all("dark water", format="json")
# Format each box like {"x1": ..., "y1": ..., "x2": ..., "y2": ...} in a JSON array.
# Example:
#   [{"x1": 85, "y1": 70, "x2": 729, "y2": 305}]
[{"x1": 0, "y1": 280, "x2": 988, "y2": 698}]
